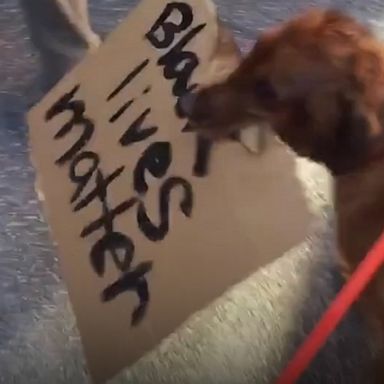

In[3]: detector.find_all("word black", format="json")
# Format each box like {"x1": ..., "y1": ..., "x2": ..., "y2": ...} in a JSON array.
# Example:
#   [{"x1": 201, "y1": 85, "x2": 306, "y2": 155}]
[{"x1": 146, "y1": 1, "x2": 212, "y2": 176}]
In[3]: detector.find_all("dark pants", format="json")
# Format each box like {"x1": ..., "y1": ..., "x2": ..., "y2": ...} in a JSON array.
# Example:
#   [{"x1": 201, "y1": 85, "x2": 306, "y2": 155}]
[{"x1": 19, "y1": 0, "x2": 100, "y2": 91}]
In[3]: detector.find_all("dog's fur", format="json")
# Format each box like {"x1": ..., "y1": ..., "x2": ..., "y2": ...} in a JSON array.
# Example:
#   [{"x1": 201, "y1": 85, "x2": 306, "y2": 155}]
[{"x1": 186, "y1": 9, "x2": 384, "y2": 378}]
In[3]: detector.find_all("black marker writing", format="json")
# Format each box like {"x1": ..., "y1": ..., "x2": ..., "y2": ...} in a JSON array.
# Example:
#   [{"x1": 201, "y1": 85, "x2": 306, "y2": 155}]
[
  {"x1": 77, "y1": 168, "x2": 134, "y2": 274},
  {"x1": 107, "y1": 59, "x2": 150, "y2": 101},
  {"x1": 102, "y1": 261, "x2": 152, "y2": 326},
  {"x1": 193, "y1": 136, "x2": 213, "y2": 177},
  {"x1": 109, "y1": 99, "x2": 134, "y2": 123},
  {"x1": 74, "y1": 166, "x2": 125, "y2": 212},
  {"x1": 158, "y1": 24, "x2": 206, "y2": 99},
  {"x1": 84, "y1": 169, "x2": 150, "y2": 324},
  {"x1": 146, "y1": 3, "x2": 205, "y2": 114},
  {"x1": 119, "y1": 108, "x2": 158, "y2": 146},
  {"x1": 145, "y1": 2, "x2": 194, "y2": 49},
  {"x1": 137, "y1": 176, "x2": 193, "y2": 241},
  {"x1": 43, "y1": 1, "x2": 213, "y2": 325},
  {"x1": 45, "y1": 85, "x2": 94, "y2": 165},
  {"x1": 143, "y1": 86, "x2": 151, "y2": 95},
  {"x1": 81, "y1": 197, "x2": 137, "y2": 238},
  {"x1": 69, "y1": 151, "x2": 100, "y2": 203},
  {"x1": 91, "y1": 230, "x2": 134, "y2": 276},
  {"x1": 45, "y1": 85, "x2": 152, "y2": 325},
  {"x1": 145, "y1": 2, "x2": 211, "y2": 177},
  {"x1": 134, "y1": 141, "x2": 172, "y2": 194}
]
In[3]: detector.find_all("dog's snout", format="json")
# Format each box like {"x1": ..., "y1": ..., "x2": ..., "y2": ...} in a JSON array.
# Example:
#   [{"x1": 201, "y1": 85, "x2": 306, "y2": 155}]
[{"x1": 180, "y1": 92, "x2": 197, "y2": 117}]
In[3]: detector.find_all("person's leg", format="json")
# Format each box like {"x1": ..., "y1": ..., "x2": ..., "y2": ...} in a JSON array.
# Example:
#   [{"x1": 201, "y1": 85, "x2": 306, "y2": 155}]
[{"x1": 19, "y1": 0, "x2": 100, "y2": 93}]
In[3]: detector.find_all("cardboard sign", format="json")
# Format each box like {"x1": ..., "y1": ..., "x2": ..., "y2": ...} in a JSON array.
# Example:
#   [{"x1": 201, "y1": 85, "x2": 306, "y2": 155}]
[{"x1": 28, "y1": 0, "x2": 311, "y2": 382}]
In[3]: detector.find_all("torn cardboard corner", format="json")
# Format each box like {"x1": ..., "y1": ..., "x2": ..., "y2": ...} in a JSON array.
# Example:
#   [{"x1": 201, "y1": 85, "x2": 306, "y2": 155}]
[{"x1": 28, "y1": 0, "x2": 311, "y2": 383}]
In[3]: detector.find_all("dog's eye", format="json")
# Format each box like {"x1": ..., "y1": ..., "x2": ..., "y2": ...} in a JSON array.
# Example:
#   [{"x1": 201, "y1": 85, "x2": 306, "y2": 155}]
[{"x1": 253, "y1": 78, "x2": 277, "y2": 101}]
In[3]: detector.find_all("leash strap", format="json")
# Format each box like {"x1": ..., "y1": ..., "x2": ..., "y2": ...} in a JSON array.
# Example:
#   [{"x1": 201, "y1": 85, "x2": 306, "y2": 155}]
[{"x1": 275, "y1": 231, "x2": 384, "y2": 384}]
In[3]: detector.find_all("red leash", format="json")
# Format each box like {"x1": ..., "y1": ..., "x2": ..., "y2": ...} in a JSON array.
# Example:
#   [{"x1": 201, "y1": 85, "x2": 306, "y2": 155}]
[{"x1": 275, "y1": 231, "x2": 384, "y2": 384}]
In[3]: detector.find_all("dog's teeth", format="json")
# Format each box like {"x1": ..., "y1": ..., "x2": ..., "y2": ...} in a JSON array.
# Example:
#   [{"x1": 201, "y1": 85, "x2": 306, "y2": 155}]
[{"x1": 239, "y1": 125, "x2": 266, "y2": 154}]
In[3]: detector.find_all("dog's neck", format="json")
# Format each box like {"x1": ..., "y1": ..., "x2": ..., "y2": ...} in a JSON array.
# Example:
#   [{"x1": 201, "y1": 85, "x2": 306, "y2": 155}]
[{"x1": 335, "y1": 155, "x2": 384, "y2": 268}]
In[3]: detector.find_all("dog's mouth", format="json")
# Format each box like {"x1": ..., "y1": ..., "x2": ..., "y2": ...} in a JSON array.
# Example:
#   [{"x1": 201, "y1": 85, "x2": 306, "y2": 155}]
[
  {"x1": 180, "y1": 90, "x2": 269, "y2": 140},
  {"x1": 180, "y1": 91, "x2": 235, "y2": 138}
]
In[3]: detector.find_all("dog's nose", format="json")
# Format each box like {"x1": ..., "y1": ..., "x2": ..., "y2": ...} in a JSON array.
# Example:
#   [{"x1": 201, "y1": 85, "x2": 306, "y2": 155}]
[{"x1": 179, "y1": 92, "x2": 197, "y2": 117}]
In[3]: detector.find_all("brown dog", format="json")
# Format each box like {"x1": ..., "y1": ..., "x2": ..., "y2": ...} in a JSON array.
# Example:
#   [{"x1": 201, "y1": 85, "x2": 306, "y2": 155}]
[{"x1": 184, "y1": 8, "x2": 384, "y2": 377}]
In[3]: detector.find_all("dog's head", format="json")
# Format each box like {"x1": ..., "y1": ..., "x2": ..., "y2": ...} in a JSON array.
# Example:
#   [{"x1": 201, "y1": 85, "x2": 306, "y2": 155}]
[{"x1": 184, "y1": 9, "x2": 384, "y2": 175}]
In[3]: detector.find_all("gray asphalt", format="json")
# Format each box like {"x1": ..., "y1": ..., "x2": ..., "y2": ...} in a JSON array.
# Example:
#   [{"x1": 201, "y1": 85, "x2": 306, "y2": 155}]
[{"x1": 1, "y1": 0, "x2": 384, "y2": 383}]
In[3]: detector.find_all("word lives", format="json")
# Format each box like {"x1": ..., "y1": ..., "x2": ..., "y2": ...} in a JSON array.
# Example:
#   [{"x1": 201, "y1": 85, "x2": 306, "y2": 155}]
[{"x1": 44, "y1": 2, "x2": 209, "y2": 325}]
